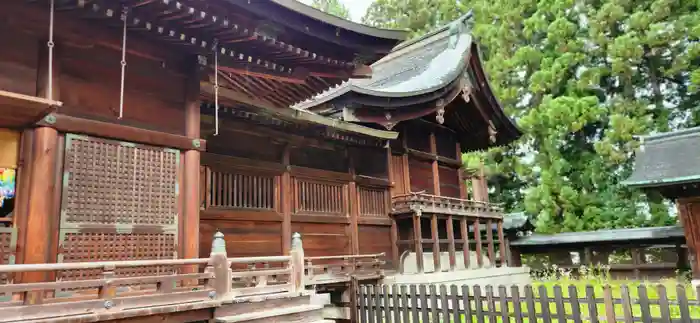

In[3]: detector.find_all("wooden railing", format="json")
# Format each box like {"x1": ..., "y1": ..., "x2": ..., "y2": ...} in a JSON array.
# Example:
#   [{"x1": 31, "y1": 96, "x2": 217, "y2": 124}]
[
  {"x1": 0, "y1": 232, "x2": 383, "y2": 322},
  {"x1": 305, "y1": 253, "x2": 385, "y2": 285},
  {"x1": 392, "y1": 193, "x2": 509, "y2": 274}
]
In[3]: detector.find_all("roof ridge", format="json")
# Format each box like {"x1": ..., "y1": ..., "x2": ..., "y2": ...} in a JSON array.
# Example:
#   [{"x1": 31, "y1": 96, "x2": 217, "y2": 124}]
[
  {"x1": 391, "y1": 10, "x2": 474, "y2": 52},
  {"x1": 643, "y1": 126, "x2": 700, "y2": 142}
]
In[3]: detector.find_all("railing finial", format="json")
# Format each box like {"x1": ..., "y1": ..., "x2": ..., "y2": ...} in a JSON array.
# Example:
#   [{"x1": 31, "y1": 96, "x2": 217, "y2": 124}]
[
  {"x1": 211, "y1": 231, "x2": 226, "y2": 254},
  {"x1": 291, "y1": 232, "x2": 303, "y2": 250}
]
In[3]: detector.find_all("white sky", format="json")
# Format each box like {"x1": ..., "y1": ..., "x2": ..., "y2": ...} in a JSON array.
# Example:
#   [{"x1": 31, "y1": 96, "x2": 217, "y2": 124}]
[{"x1": 300, "y1": 0, "x2": 374, "y2": 22}]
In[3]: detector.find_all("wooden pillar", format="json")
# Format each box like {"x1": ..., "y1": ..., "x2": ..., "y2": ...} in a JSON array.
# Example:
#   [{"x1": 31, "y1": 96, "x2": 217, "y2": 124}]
[
  {"x1": 387, "y1": 147, "x2": 399, "y2": 268},
  {"x1": 473, "y1": 219, "x2": 483, "y2": 268},
  {"x1": 457, "y1": 142, "x2": 467, "y2": 199},
  {"x1": 413, "y1": 213, "x2": 424, "y2": 273},
  {"x1": 430, "y1": 214, "x2": 441, "y2": 272},
  {"x1": 429, "y1": 131, "x2": 440, "y2": 195},
  {"x1": 18, "y1": 41, "x2": 61, "y2": 304},
  {"x1": 21, "y1": 127, "x2": 58, "y2": 304},
  {"x1": 282, "y1": 145, "x2": 292, "y2": 254},
  {"x1": 677, "y1": 200, "x2": 700, "y2": 279},
  {"x1": 631, "y1": 248, "x2": 642, "y2": 280},
  {"x1": 402, "y1": 133, "x2": 411, "y2": 193},
  {"x1": 460, "y1": 218, "x2": 470, "y2": 269},
  {"x1": 497, "y1": 220, "x2": 507, "y2": 267},
  {"x1": 486, "y1": 219, "x2": 496, "y2": 267},
  {"x1": 182, "y1": 58, "x2": 201, "y2": 260},
  {"x1": 348, "y1": 149, "x2": 359, "y2": 255},
  {"x1": 510, "y1": 247, "x2": 522, "y2": 267},
  {"x1": 446, "y1": 215, "x2": 456, "y2": 271}
]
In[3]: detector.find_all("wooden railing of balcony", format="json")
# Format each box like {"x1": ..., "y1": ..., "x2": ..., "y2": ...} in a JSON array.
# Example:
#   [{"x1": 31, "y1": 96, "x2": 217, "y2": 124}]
[
  {"x1": 0, "y1": 232, "x2": 383, "y2": 323},
  {"x1": 392, "y1": 193, "x2": 509, "y2": 274}
]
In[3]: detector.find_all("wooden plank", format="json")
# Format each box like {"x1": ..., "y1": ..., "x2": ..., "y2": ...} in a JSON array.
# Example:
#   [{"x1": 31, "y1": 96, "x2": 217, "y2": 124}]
[
  {"x1": 585, "y1": 285, "x2": 599, "y2": 323},
  {"x1": 462, "y1": 285, "x2": 473, "y2": 323},
  {"x1": 419, "y1": 285, "x2": 430, "y2": 323},
  {"x1": 485, "y1": 285, "x2": 497, "y2": 323},
  {"x1": 383, "y1": 285, "x2": 392, "y2": 323},
  {"x1": 375, "y1": 285, "x2": 383, "y2": 323},
  {"x1": 511, "y1": 285, "x2": 523, "y2": 323},
  {"x1": 367, "y1": 285, "x2": 375, "y2": 323},
  {"x1": 359, "y1": 285, "x2": 368, "y2": 323},
  {"x1": 539, "y1": 285, "x2": 552, "y2": 323},
  {"x1": 603, "y1": 285, "x2": 615, "y2": 323},
  {"x1": 553, "y1": 285, "x2": 566, "y2": 323},
  {"x1": 620, "y1": 284, "x2": 634, "y2": 323},
  {"x1": 400, "y1": 285, "x2": 409, "y2": 323},
  {"x1": 391, "y1": 285, "x2": 400, "y2": 323},
  {"x1": 473, "y1": 285, "x2": 485, "y2": 323},
  {"x1": 349, "y1": 156, "x2": 360, "y2": 255},
  {"x1": 657, "y1": 285, "x2": 671, "y2": 323},
  {"x1": 568, "y1": 285, "x2": 582, "y2": 323},
  {"x1": 678, "y1": 284, "x2": 691, "y2": 323},
  {"x1": 430, "y1": 214, "x2": 441, "y2": 272},
  {"x1": 429, "y1": 285, "x2": 439, "y2": 323},
  {"x1": 451, "y1": 285, "x2": 461, "y2": 323},
  {"x1": 439, "y1": 285, "x2": 449, "y2": 322},
  {"x1": 637, "y1": 285, "x2": 652, "y2": 323},
  {"x1": 524, "y1": 285, "x2": 537, "y2": 323},
  {"x1": 498, "y1": 285, "x2": 509, "y2": 323},
  {"x1": 409, "y1": 285, "x2": 419, "y2": 323},
  {"x1": 37, "y1": 113, "x2": 205, "y2": 151}
]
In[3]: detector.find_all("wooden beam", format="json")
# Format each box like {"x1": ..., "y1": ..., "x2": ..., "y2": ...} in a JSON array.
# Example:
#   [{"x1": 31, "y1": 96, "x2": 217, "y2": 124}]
[
  {"x1": 387, "y1": 147, "x2": 399, "y2": 268},
  {"x1": 486, "y1": 219, "x2": 496, "y2": 267},
  {"x1": 36, "y1": 113, "x2": 206, "y2": 152},
  {"x1": 497, "y1": 221, "x2": 507, "y2": 267},
  {"x1": 447, "y1": 215, "x2": 456, "y2": 271},
  {"x1": 413, "y1": 214, "x2": 424, "y2": 273},
  {"x1": 473, "y1": 219, "x2": 483, "y2": 268},
  {"x1": 460, "y1": 218, "x2": 470, "y2": 269}
]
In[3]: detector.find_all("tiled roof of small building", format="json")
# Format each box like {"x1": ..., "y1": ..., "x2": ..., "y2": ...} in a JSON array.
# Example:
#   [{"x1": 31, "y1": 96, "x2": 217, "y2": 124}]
[{"x1": 623, "y1": 127, "x2": 700, "y2": 188}]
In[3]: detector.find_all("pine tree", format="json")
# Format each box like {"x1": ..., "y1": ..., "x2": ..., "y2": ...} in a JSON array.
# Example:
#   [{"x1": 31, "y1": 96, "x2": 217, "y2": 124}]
[{"x1": 363, "y1": 0, "x2": 699, "y2": 233}]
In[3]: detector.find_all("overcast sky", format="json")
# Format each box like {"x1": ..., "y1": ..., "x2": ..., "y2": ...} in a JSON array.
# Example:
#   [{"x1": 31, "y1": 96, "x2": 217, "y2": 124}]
[{"x1": 300, "y1": 0, "x2": 374, "y2": 22}]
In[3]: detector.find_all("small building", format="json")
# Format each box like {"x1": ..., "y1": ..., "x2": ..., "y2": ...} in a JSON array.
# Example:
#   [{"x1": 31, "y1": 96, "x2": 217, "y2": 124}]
[{"x1": 623, "y1": 126, "x2": 700, "y2": 283}]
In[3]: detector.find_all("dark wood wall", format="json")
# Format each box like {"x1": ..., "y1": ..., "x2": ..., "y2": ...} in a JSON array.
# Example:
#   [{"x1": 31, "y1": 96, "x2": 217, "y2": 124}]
[{"x1": 200, "y1": 128, "x2": 394, "y2": 265}]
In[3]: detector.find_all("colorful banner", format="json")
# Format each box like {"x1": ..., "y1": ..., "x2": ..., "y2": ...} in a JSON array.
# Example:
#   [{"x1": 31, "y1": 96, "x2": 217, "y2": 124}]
[{"x1": 0, "y1": 168, "x2": 15, "y2": 207}]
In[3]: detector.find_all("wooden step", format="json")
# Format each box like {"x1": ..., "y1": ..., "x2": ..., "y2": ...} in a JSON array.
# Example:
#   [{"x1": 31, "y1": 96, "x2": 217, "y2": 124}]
[{"x1": 215, "y1": 304, "x2": 324, "y2": 323}]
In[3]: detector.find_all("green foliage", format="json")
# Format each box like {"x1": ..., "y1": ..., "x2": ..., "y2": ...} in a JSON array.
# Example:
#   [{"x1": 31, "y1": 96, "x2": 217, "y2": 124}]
[
  {"x1": 309, "y1": 0, "x2": 351, "y2": 20},
  {"x1": 363, "y1": 0, "x2": 700, "y2": 233}
]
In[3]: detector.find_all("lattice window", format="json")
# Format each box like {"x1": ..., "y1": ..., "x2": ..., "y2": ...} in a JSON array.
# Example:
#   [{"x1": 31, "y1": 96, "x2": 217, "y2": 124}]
[
  {"x1": 359, "y1": 186, "x2": 389, "y2": 217},
  {"x1": 58, "y1": 135, "x2": 179, "y2": 283},
  {"x1": 206, "y1": 169, "x2": 276, "y2": 210},
  {"x1": 62, "y1": 135, "x2": 179, "y2": 226},
  {"x1": 0, "y1": 228, "x2": 15, "y2": 284},
  {"x1": 293, "y1": 179, "x2": 346, "y2": 216},
  {"x1": 58, "y1": 231, "x2": 176, "y2": 281}
]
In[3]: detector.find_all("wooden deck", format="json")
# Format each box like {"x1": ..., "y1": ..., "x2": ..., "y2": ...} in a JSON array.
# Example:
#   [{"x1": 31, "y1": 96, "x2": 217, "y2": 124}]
[{"x1": 0, "y1": 233, "x2": 383, "y2": 322}]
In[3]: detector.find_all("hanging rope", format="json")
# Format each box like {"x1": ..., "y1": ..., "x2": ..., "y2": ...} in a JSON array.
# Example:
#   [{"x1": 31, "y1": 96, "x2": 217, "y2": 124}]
[
  {"x1": 213, "y1": 39, "x2": 220, "y2": 136},
  {"x1": 47, "y1": 0, "x2": 55, "y2": 101},
  {"x1": 118, "y1": 7, "x2": 129, "y2": 119}
]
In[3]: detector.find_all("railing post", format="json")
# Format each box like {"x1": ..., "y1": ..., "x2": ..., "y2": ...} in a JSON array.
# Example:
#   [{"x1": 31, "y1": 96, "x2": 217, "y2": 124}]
[
  {"x1": 99, "y1": 265, "x2": 117, "y2": 309},
  {"x1": 290, "y1": 232, "x2": 305, "y2": 295},
  {"x1": 209, "y1": 231, "x2": 231, "y2": 300}
]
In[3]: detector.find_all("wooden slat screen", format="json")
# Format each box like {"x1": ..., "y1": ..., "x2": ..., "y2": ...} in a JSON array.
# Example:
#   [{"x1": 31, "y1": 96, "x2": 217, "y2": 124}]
[
  {"x1": 59, "y1": 134, "x2": 179, "y2": 281},
  {"x1": 206, "y1": 169, "x2": 276, "y2": 211},
  {"x1": 359, "y1": 186, "x2": 389, "y2": 217},
  {"x1": 293, "y1": 178, "x2": 346, "y2": 216}
]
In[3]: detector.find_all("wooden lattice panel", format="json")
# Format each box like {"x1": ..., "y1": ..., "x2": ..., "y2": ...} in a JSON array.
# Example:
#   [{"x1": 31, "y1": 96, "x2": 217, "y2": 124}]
[
  {"x1": 62, "y1": 135, "x2": 179, "y2": 227},
  {"x1": 58, "y1": 231, "x2": 177, "y2": 281},
  {"x1": 359, "y1": 186, "x2": 389, "y2": 217},
  {"x1": 0, "y1": 228, "x2": 16, "y2": 284},
  {"x1": 293, "y1": 179, "x2": 346, "y2": 216}
]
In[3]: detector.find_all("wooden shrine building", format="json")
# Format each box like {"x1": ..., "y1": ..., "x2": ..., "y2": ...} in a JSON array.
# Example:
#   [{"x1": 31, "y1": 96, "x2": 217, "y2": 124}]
[
  {"x1": 293, "y1": 12, "x2": 523, "y2": 280},
  {"x1": 0, "y1": 1, "x2": 523, "y2": 321},
  {"x1": 624, "y1": 127, "x2": 700, "y2": 284}
]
